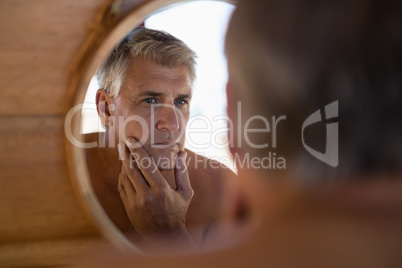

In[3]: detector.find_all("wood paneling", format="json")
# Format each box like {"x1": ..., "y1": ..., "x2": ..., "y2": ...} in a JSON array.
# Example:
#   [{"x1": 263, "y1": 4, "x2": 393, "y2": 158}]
[
  {"x1": 0, "y1": 116, "x2": 98, "y2": 242},
  {"x1": 0, "y1": 0, "x2": 107, "y2": 263},
  {"x1": 0, "y1": 0, "x2": 157, "y2": 266},
  {"x1": 0, "y1": 116, "x2": 106, "y2": 266},
  {"x1": 0, "y1": 238, "x2": 110, "y2": 267},
  {"x1": 0, "y1": 0, "x2": 106, "y2": 116},
  {"x1": 0, "y1": 0, "x2": 148, "y2": 116}
]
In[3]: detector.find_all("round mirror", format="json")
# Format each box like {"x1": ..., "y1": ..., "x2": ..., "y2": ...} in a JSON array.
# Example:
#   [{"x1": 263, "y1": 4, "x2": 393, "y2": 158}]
[{"x1": 66, "y1": 0, "x2": 238, "y2": 254}]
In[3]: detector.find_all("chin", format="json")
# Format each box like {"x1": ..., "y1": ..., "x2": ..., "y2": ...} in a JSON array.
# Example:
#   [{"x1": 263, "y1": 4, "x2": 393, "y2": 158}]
[{"x1": 148, "y1": 148, "x2": 178, "y2": 170}]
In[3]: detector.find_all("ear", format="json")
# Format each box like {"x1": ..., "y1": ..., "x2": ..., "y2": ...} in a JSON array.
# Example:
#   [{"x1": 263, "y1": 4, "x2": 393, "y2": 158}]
[
  {"x1": 226, "y1": 80, "x2": 239, "y2": 158},
  {"x1": 96, "y1": 89, "x2": 114, "y2": 127}
]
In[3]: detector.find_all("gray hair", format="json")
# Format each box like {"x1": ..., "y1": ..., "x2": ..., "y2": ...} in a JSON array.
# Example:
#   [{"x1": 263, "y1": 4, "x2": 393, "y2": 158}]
[{"x1": 97, "y1": 27, "x2": 197, "y2": 97}]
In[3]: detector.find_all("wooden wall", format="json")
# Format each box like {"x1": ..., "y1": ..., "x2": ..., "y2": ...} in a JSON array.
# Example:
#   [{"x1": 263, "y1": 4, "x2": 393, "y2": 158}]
[{"x1": 0, "y1": 0, "x2": 144, "y2": 266}]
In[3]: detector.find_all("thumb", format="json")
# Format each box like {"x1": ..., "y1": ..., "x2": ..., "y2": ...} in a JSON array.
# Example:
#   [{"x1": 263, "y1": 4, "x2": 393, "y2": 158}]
[{"x1": 175, "y1": 151, "x2": 193, "y2": 198}]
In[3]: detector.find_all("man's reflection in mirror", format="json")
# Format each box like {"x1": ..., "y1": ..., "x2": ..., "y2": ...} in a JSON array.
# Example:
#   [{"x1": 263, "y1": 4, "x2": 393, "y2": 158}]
[{"x1": 84, "y1": 27, "x2": 238, "y2": 253}]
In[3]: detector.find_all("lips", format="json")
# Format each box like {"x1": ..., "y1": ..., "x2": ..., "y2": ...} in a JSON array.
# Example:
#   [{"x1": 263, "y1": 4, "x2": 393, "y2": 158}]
[{"x1": 152, "y1": 142, "x2": 178, "y2": 148}]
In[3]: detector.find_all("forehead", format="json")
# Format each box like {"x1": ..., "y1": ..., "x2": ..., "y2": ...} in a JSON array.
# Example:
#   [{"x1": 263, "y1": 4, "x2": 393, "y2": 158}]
[{"x1": 119, "y1": 59, "x2": 192, "y2": 96}]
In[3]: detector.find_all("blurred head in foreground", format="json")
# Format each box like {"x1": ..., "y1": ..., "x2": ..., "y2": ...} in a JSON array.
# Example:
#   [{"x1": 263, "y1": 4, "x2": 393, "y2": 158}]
[
  {"x1": 226, "y1": 0, "x2": 402, "y2": 183},
  {"x1": 73, "y1": 1, "x2": 402, "y2": 266}
]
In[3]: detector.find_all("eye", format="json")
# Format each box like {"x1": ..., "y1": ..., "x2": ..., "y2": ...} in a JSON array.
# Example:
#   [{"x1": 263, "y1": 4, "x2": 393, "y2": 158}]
[
  {"x1": 175, "y1": 99, "x2": 188, "y2": 105},
  {"x1": 143, "y1": 98, "x2": 156, "y2": 104}
]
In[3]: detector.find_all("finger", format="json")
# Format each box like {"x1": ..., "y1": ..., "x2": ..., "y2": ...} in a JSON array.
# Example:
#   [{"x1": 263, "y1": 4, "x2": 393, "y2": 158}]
[
  {"x1": 118, "y1": 174, "x2": 136, "y2": 201},
  {"x1": 125, "y1": 138, "x2": 168, "y2": 189},
  {"x1": 175, "y1": 151, "x2": 193, "y2": 199},
  {"x1": 119, "y1": 164, "x2": 137, "y2": 194},
  {"x1": 118, "y1": 142, "x2": 148, "y2": 192},
  {"x1": 117, "y1": 174, "x2": 127, "y2": 200}
]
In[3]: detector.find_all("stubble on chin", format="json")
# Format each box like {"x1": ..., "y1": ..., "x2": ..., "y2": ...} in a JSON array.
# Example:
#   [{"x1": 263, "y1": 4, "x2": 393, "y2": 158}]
[{"x1": 144, "y1": 146, "x2": 179, "y2": 171}]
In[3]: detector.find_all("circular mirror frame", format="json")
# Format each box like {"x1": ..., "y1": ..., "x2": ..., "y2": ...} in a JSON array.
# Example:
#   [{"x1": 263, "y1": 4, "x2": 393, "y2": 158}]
[{"x1": 65, "y1": 0, "x2": 236, "y2": 253}]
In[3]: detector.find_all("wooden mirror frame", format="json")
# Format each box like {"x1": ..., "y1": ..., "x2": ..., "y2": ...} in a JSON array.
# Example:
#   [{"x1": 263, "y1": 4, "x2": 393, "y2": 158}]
[{"x1": 65, "y1": 0, "x2": 236, "y2": 254}]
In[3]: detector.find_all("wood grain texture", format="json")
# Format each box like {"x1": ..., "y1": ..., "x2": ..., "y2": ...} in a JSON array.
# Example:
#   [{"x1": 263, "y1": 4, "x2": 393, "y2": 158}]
[
  {"x1": 0, "y1": 116, "x2": 99, "y2": 243},
  {"x1": 0, "y1": 0, "x2": 167, "y2": 266},
  {"x1": 0, "y1": 0, "x2": 110, "y2": 116},
  {"x1": 0, "y1": 0, "x2": 150, "y2": 116},
  {"x1": 0, "y1": 237, "x2": 110, "y2": 267}
]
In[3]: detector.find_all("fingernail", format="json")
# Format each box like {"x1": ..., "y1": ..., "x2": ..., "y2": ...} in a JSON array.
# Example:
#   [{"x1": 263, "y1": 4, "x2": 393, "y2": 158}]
[{"x1": 126, "y1": 137, "x2": 134, "y2": 144}]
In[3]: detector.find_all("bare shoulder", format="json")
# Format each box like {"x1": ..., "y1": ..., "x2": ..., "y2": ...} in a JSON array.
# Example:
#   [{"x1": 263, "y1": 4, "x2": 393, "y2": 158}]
[
  {"x1": 83, "y1": 132, "x2": 102, "y2": 147},
  {"x1": 81, "y1": 132, "x2": 118, "y2": 181},
  {"x1": 82, "y1": 133, "x2": 102, "y2": 165},
  {"x1": 184, "y1": 149, "x2": 239, "y2": 235},
  {"x1": 185, "y1": 149, "x2": 237, "y2": 201},
  {"x1": 185, "y1": 149, "x2": 236, "y2": 177}
]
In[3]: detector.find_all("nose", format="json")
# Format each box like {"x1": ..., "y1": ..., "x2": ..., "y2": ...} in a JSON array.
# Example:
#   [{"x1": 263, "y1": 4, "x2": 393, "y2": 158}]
[{"x1": 155, "y1": 104, "x2": 180, "y2": 132}]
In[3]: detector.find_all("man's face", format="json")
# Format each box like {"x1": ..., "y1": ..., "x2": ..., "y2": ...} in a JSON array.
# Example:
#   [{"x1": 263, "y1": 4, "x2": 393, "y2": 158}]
[{"x1": 111, "y1": 59, "x2": 192, "y2": 170}]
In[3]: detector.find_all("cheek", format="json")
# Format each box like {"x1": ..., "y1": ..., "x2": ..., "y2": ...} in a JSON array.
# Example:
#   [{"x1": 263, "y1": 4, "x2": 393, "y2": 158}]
[
  {"x1": 180, "y1": 111, "x2": 190, "y2": 128},
  {"x1": 126, "y1": 118, "x2": 153, "y2": 140},
  {"x1": 123, "y1": 122, "x2": 143, "y2": 138},
  {"x1": 178, "y1": 115, "x2": 189, "y2": 139},
  {"x1": 179, "y1": 118, "x2": 189, "y2": 148},
  {"x1": 115, "y1": 108, "x2": 153, "y2": 142}
]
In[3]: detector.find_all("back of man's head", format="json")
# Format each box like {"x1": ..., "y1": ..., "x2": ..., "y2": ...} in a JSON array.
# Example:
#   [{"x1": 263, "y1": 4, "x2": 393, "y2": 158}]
[
  {"x1": 97, "y1": 27, "x2": 197, "y2": 98},
  {"x1": 226, "y1": 0, "x2": 402, "y2": 181}
]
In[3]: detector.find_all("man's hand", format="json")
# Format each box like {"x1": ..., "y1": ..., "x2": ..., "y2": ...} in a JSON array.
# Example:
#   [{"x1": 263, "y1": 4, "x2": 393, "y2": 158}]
[{"x1": 117, "y1": 139, "x2": 195, "y2": 251}]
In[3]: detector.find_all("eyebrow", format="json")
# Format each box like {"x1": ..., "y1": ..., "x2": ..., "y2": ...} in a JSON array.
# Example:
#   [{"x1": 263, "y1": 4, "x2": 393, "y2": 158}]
[
  {"x1": 132, "y1": 91, "x2": 192, "y2": 100},
  {"x1": 177, "y1": 94, "x2": 192, "y2": 99},
  {"x1": 135, "y1": 91, "x2": 163, "y2": 98}
]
